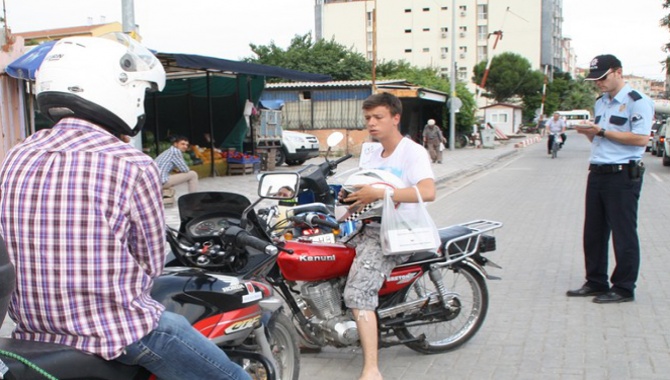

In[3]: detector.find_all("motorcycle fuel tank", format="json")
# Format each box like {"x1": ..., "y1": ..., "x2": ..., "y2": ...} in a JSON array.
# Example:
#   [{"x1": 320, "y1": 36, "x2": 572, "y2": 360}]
[{"x1": 278, "y1": 240, "x2": 356, "y2": 281}]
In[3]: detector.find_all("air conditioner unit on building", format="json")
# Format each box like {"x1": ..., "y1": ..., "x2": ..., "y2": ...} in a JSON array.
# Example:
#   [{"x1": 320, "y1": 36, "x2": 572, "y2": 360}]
[
  {"x1": 459, "y1": 32, "x2": 466, "y2": 38},
  {"x1": 441, "y1": 53, "x2": 447, "y2": 59},
  {"x1": 459, "y1": 53, "x2": 466, "y2": 59},
  {"x1": 441, "y1": 32, "x2": 447, "y2": 38}
]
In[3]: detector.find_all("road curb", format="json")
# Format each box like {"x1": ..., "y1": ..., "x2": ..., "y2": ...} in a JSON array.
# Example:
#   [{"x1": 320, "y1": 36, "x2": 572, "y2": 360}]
[
  {"x1": 436, "y1": 148, "x2": 519, "y2": 185},
  {"x1": 514, "y1": 136, "x2": 542, "y2": 148}
]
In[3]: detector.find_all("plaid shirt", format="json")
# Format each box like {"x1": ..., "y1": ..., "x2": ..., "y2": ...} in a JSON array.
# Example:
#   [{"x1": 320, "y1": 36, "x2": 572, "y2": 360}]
[
  {"x1": 0, "y1": 118, "x2": 166, "y2": 360},
  {"x1": 154, "y1": 145, "x2": 189, "y2": 184}
]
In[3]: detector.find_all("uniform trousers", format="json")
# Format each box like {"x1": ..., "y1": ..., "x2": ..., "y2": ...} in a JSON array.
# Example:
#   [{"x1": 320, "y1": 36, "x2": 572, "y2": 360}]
[{"x1": 583, "y1": 170, "x2": 642, "y2": 294}]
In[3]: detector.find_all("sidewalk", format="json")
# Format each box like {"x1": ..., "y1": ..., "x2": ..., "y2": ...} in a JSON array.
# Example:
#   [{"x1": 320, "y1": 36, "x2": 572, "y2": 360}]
[{"x1": 164, "y1": 137, "x2": 532, "y2": 228}]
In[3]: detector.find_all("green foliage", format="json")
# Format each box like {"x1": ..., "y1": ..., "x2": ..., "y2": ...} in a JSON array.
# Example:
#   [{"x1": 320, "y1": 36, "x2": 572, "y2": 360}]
[
  {"x1": 472, "y1": 53, "x2": 596, "y2": 122},
  {"x1": 245, "y1": 35, "x2": 477, "y2": 132},
  {"x1": 472, "y1": 52, "x2": 543, "y2": 103},
  {"x1": 247, "y1": 33, "x2": 370, "y2": 81}
]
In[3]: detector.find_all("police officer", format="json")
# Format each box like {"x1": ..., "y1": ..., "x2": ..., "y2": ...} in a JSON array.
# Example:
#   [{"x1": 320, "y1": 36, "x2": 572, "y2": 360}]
[{"x1": 568, "y1": 54, "x2": 654, "y2": 303}]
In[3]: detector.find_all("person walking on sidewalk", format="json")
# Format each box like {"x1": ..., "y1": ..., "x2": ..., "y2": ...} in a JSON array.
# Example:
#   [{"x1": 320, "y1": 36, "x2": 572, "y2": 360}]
[
  {"x1": 567, "y1": 54, "x2": 653, "y2": 304},
  {"x1": 545, "y1": 112, "x2": 567, "y2": 154},
  {"x1": 155, "y1": 135, "x2": 199, "y2": 193},
  {"x1": 422, "y1": 119, "x2": 446, "y2": 163}
]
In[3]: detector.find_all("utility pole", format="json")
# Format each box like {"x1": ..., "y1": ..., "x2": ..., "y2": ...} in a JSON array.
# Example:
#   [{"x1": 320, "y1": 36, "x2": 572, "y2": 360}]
[
  {"x1": 371, "y1": 0, "x2": 377, "y2": 93},
  {"x1": 448, "y1": 0, "x2": 456, "y2": 151},
  {"x1": 121, "y1": 0, "x2": 136, "y2": 36}
]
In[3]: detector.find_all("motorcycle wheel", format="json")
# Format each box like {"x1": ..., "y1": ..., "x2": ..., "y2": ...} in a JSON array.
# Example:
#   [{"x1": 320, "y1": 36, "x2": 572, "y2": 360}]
[
  {"x1": 393, "y1": 263, "x2": 488, "y2": 354},
  {"x1": 269, "y1": 313, "x2": 300, "y2": 380}
]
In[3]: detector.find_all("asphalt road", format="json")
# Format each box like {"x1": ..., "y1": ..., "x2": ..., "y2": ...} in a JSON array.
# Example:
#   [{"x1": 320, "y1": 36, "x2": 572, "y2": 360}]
[{"x1": 299, "y1": 133, "x2": 670, "y2": 380}]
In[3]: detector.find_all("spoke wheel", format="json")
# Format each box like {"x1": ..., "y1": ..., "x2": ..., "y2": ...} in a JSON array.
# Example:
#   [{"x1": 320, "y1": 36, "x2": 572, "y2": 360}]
[{"x1": 393, "y1": 264, "x2": 488, "y2": 354}]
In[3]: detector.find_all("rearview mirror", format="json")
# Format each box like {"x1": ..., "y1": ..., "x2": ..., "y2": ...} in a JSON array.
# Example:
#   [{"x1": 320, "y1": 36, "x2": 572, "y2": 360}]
[
  {"x1": 258, "y1": 172, "x2": 301, "y2": 200},
  {"x1": 326, "y1": 132, "x2": 344, "y2": 148}
]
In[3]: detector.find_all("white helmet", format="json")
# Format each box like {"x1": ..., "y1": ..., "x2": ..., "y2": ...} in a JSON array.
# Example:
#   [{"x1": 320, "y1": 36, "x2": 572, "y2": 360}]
[
  {"x1": 342, "y1": 169, "x2": 405, "y2": 220},
  {"x1": 36, "y1": 32, "x2": 166, "y2": 136}
]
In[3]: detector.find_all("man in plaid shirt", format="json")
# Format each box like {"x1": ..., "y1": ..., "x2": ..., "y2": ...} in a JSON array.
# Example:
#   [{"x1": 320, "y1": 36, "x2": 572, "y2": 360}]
[
  {"x1": 0, "y1": 34, "x2": 249, "y2": 379},
  {"x1": 155, "y1": 135, "x2": 198, "y2": 193}
]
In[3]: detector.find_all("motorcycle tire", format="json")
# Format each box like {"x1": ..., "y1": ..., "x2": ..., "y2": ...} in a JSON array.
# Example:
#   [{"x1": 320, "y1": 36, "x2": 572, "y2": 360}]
[
  {"x1": 269, "y1": 313, "x2": 300, "y2": 380},
  {"x1": 393, "y1": 263, "x2": 488, "y2": 354}
]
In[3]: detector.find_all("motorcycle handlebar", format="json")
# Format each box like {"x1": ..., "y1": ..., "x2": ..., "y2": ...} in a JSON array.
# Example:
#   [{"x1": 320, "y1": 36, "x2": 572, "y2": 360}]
[
  {"x1": 226, "y1": 226, "x2": 278, "y2": 256},
  {"x1": 294, "y1": 213, "x2": 340, "y2": 229},
  {"x1": 331, "y1": 154, "x2": 353, "y2": 167}
]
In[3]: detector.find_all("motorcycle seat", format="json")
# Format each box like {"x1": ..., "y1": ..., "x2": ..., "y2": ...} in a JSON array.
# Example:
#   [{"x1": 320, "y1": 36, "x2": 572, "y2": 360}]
[
  {"x1": 439, "y1": 225, "x2": 476, "y2": 254},
  {"x1": 0, "y1": 337, "x2": 148, "y2": 380}
]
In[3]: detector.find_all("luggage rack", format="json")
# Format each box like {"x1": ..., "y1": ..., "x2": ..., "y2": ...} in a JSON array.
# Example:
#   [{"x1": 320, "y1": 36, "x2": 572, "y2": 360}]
[{"x1": 439, "y1": 220, "x2": 502, "y2": 266}]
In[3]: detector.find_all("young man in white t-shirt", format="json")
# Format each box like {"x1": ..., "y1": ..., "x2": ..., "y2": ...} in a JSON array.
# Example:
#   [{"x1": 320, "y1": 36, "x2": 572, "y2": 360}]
[{"x1": 342, "y1": 92, "x2": 435, "y2": 380}]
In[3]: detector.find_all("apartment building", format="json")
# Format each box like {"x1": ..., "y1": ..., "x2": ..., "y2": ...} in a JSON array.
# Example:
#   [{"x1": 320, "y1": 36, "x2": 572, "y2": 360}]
[{"x1": 315, "y1": 0, "x2": 568, "y2": 95}]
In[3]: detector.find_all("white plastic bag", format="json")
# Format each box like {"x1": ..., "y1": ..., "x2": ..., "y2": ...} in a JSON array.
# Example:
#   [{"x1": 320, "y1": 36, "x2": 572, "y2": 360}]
[
  {"x1": 439, "y1": 142, "x2": 445, "y2": 151},
  {"x1": 380, "y1": 186, "x2": 441, "y2": 255}
]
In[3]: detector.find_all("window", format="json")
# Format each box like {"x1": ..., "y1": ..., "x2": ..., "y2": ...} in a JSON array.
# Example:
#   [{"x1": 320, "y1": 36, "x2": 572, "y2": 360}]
[
  {"x1": 441, "y1": 6, "x2": 448, "y2": 11},
  {"x1": 491, "y1": 114, "x2": 508, "y2": 123},
  {"x1": 459, "y1": 5, "x2": 467, "y2": 11},
  {"x1": 405, "y1": 49, "x2": 412, "y2": 53},
  {"x1": 459, "y1": 46, "x2": 468, "y2": 52},
  {"x1": 404, "y1": 8, "x2": 411, "y2": 13},
  {"x1": 423, "y1": 7, "x2": 429, "y2": 12},
  {"x1": 423, "y1": 28, "x2": 430, "y2": 32},
  {"x1": 478, "y1": 25, "x2": 487, "y2": 40},
  {"x1": 440, "y1": 47, "x2": 449, "y2": 54},
  {"x1": 477, "y1": 5, "x2": 488, "y2": 20},
  {"x1": 477, "y1": 46, "x2": 488, "y2": 62},
  {"x1": 440, "y1": 27, "x2": 449, "y2": 33},
  {"x1": 405, "y1": 29, "x2": 412, "y2": 33},
  {"x1": 367, "y1": 11, "x2": 373, "y2": 27},
  {"x1": 301, "y1": 91, "x2": 312, "y2": 101},
  {"x1": 459, "y1": 26, "x2": 467, "y2": 32},
  {"x1": 423, "y1": 47, "x2": 430, "y2": 52}
]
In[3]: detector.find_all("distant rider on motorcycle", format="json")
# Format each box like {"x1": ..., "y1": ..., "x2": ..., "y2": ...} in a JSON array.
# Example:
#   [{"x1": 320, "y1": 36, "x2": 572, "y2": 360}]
[
  {"x1": 546, "y1": 111, "x2": 567, "y2": 154},
  {"x1": 341, "y1": 93, "x2": 436, "y2": 380},
  {"x1": 0, "y1": 34, "x2": 249, "y2": 380}
]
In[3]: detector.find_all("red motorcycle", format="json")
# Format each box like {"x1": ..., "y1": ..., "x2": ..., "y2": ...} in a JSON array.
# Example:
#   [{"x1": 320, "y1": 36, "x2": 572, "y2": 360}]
[
  {"x1": 0, "y1": 227, "x2": 294, "y2": 379},
  {"x1": 164, "y1": 172, "x2": 503, "y2": 355}
]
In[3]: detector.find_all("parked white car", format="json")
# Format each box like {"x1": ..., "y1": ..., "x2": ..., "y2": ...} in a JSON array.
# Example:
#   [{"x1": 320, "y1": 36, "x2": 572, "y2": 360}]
[
  {"x1": 276, "y1": 130, "x2": 320, "y2": 166},
  {"x1": 663, "y1": 120, "x2": 670, "y2": 166}
]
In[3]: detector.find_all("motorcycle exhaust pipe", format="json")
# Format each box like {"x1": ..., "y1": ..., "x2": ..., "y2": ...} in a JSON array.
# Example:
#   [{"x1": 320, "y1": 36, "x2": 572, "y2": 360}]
[{"x1": 377, "y1": 294, "x2": 439, "y2": 320}]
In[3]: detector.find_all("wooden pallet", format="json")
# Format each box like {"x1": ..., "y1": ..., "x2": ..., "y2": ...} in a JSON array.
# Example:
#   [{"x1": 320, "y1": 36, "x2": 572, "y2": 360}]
[{"x1": 228, "y1": 163, "x2": 254, "y2": 175}]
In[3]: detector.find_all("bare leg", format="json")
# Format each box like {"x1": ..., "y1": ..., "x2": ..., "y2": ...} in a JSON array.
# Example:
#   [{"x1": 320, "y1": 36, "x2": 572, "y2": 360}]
[{"x1": 353, "y1": 309, "x2": 383, "y2": 380}]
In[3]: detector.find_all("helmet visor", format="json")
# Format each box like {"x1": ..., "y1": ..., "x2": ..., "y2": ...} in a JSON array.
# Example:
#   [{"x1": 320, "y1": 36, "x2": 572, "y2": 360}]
[{"x1": 99, "y1": 32, "x2": 166, "y2": 90}]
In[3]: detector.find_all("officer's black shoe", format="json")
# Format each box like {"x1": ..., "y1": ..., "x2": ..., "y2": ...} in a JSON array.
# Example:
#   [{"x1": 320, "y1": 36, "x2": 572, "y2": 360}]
[
  {"x1": 566, "y1": 285, "x2": 608, "y2": 297},
  {"x1": 593, "y1": 290, "x2": 634, "y2": 304}
]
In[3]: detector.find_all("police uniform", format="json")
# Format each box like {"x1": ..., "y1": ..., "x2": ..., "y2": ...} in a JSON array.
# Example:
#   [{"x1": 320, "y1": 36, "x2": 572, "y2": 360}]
[{"x1": 583, "y1": 84, "x2": 653, "y2": 297}]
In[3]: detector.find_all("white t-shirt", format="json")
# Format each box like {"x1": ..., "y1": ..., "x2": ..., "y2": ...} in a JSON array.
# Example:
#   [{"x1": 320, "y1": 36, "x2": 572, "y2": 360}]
[{"x1": 358, "y1": 137, "x2": 434, "y2": 212}]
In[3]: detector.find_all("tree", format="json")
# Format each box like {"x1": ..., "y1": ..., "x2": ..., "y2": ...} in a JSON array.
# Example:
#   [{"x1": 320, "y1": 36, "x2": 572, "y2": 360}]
[
  {"x1": 246, "y1": 33, "x2": 370, "y2": 81},
  {"x1": 472, "y1": 52, "x2": 543, "y2": 103},
  {"x1": 246, "y1": 35, "x2": 476, "y2": 132}
]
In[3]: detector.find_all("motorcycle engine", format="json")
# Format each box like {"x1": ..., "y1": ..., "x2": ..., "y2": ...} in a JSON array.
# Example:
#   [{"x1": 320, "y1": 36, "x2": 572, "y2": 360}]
[{"x1": 299, "y1": 280, "x2": 359, "y2": 346}]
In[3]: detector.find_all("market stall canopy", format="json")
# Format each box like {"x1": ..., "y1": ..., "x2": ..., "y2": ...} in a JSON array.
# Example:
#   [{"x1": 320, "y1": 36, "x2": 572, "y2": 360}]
[
  {"x1": 160, "y1": 53, "x2": 331, "y2": 82},
  {"x1": 5, "y1": 40, "x2": 56, "y2": 80},
  {"x1": 6, "y1": 42, "x2": 332, "y2": 83}
]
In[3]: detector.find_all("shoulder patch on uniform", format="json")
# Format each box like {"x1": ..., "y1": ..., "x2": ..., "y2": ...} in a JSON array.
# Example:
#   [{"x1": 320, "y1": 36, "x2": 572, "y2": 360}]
[{"x1": 628, "y1": 91, "x2": 642, "y2": 101}]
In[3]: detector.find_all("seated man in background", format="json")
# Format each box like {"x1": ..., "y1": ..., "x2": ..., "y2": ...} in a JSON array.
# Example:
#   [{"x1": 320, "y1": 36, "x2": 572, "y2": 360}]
[{"x1": 155, "y1": 135, "x2": 199, "y2": 193}]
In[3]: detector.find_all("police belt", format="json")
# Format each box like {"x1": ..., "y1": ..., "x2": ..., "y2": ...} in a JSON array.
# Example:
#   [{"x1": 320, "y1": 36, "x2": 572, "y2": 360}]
[{"x1": 588, "y1": 163, "x2": 629, "y2": 174}]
